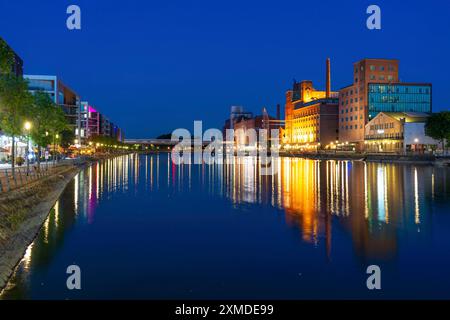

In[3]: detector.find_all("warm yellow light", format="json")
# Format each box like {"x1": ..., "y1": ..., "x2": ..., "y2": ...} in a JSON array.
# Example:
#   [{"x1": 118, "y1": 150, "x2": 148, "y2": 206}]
[{"x1": 24, "y1": 121, "x2": 32, "y2": 131}]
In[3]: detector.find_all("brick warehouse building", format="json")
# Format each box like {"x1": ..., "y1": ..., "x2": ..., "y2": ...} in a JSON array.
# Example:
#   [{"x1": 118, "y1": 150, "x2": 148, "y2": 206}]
[{"x1": 284, "y1": 58, "x2": 339, "y2": 150}]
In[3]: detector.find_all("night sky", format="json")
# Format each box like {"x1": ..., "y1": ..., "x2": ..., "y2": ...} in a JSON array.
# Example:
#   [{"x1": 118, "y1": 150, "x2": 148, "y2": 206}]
[{"x1": 1, "y1": 0, "x2": 449, "y2": 138}]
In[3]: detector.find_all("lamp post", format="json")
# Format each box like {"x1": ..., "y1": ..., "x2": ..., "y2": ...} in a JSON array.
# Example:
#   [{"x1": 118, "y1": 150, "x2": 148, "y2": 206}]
[
  {"x1": 24, "y1": 121, "x2": 32, "y2": 175},
  {"x1": 414, "y1": 138, "x2": 420, "y2": 154},
  {"x1": 53, "y1": 133, "x2": 59, "y2": 165},
  {"x1": 45, "y1": 131, "x2": 49, "y2": 170}
]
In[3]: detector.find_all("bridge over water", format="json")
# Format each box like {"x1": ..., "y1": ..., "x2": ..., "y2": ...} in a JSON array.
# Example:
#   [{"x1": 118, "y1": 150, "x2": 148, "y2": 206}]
[{"x1": 124, "y1": 139, "x2": 212, "y2": 147}]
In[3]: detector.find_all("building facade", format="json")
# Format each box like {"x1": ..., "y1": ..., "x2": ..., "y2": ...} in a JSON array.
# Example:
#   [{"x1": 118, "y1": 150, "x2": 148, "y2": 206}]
[
  {"x1": 338, "y1": 59, "x2": 432, "y2": 149},
  {"x1": 284, "y1": 58, "x2": 339, "y2": 150},
  {"x1": 82, "y1": 102, "x2": 124, "y2": 142},
  {"x1": 368, "y1": 83, "x2": 432, "y2": 118},
  {"x1": 339, "y1": 59, "x2": 399, "y2": 146},
  {"x1": 25, "y1": 75, "x2": 81, "y2": 141},
  {"x1": 223, "y1": 105, "x2": 254, "y2": 136},
  {"x1": 233, "y1": 107, "x2": 281, "y2": 150},
  {"x1": 364, "y1": 112, "x2": 438, "y2": 153}
]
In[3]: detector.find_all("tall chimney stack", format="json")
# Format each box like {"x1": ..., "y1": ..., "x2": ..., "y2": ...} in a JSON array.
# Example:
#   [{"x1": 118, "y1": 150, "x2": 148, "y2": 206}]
[
  {"x1": 326, "y1": 58, "x2": 331, "y2": 98},
  {"x1": 276, "y1": 103, "x2": 281, "y2": 120}
]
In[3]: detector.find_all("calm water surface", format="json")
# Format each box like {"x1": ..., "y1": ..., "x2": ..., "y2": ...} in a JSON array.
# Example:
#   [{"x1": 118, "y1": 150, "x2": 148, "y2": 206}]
[{"x1": 2, "y1": 154, "x2": 450, "y2": 299}]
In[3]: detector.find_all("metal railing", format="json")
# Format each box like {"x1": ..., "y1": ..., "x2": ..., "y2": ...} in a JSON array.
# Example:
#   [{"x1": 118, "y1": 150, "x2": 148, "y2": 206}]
[{"x1": 0, "y1": 163, "x2": 68, "y2": 193}]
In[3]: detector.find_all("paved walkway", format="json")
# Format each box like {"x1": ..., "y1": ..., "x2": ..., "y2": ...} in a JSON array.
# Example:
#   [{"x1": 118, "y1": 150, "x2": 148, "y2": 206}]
[{"x1": 0, "y1": 161, "x2": 55, "y2": 170}]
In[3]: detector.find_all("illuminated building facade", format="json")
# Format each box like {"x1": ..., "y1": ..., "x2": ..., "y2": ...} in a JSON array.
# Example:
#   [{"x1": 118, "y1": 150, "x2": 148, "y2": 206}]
[
  {"x1": 83, "y1": 102, "x2": 124, "y2": 142},
  {"x1": 233, "y1": 107, "x2": 281, "y2": 149},
  {"x1": 339, "y1": 59, "x2": 399, "y2": 146},
  {"x1": 25, "y1": 75, "x2": 81, "y2": 141},
  {"x1": 338, "y1": 59, "x2": 432, "y2": 149},
  {"x1": 368, "y1": 83, "x2": 432, "y2": 118},
  {"x1": 284, "y1": 58, "x2": 339, "y2": 150},
  {"x1": 364, "y1": 112, "x2": 439, "y2": 153},
  {"x1": 84, "y1": 102, "x2": 101, "y2": 137}
]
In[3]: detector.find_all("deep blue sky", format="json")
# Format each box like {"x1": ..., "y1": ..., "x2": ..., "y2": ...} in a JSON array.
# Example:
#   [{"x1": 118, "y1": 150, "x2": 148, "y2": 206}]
[{"x1": 1, "y1": 0, "x2": 450, "y2": 138}]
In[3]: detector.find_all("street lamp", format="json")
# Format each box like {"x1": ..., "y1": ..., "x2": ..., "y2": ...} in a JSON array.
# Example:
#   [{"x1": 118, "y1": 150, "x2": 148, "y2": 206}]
[
  {"x1": 24, "y1": 121, "x2": 32, "y2": 175},
  {"x1": 53, "y1": 133, "x2": 60, "y2": 165}
]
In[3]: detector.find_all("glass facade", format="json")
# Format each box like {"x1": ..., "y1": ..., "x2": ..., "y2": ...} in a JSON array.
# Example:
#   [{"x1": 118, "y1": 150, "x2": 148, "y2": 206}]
[
  {"x1": 27, "y1": 79, "x2": 55, "y2": 91},
  {"x1": 368, "y1": 83, "x2": 431, "y2": 118}
]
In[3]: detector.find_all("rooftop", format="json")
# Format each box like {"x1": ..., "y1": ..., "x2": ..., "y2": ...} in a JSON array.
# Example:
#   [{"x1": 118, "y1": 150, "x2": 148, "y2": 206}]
[{"x1": 379, "y1": 112, "x2": 431, "y2": 123}]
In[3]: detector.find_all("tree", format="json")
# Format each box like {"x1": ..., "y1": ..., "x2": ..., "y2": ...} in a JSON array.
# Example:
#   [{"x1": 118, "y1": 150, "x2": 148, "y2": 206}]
[
  {"x1": 156, "y1": 133, "x2": 172, "y2": 139},
  {"x1": 28, "y1": 91, "x2": 58, "y2": 168},
  {"x1": 0, "y1": 74, "x2": 33, "y2": 175},
  {"x1": 41, "y1": 97, "x2": 69, "y2": 163},
  {"x1": 425, "y1": 111, "x2": 450, "y2": 154},
  {"x1": 60, "y1": 129, "x2": 75, "y2": 149},
  {"x1": 0, "y1": 38, "x2": 15, "y2": 75}
]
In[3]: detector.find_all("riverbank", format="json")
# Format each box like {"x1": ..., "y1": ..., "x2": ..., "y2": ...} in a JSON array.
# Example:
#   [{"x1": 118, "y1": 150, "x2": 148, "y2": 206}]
[
  {"x1": 0, "y1": 153, "x2": 131, "y2": 292},
  {"x1": 0, "y1": 154, "x2": 130, "y2": 291},
  {"x1": 0, "y1": 164, "x2": 81, "y2": 291}
]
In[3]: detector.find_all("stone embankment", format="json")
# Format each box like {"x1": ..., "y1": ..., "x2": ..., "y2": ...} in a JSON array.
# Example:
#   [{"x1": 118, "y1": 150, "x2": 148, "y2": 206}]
[{"x1": 0, "y1": 164, "x2": 81, "y2": 291}]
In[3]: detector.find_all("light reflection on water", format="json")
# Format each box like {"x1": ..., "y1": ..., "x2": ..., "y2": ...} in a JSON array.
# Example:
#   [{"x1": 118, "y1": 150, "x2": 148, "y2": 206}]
[{"x1": 2, "y1": 153, "x2": 450, "y2": 299}]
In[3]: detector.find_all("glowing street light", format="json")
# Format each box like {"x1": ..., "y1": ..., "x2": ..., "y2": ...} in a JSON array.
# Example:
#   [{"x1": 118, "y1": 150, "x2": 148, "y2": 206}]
[
  {"x1": 23, "y1": 121, "x2": 32, "y2": 175},
  {"x1": 24, "y1": 121, "x2": 32, "y2": 131},
  {"x1": 53, "y1": 133, "x2": 60, "y2": 165}
]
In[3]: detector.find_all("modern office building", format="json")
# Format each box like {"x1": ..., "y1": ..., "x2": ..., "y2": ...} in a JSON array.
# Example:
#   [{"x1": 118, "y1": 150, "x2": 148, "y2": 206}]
[
  {"x1": 83, "y1": 102, "x2": 101, "y2": 138},
  {"x1": 100, "y1": 114, "x2": 111, "y2": 137},
  {"x1": 364, "y1": 112, "x2": 439, "y2": 153},
  {"x1": 284, "y1": 58, "x2": 339, "y2": 150},
  {"x1": 338, "y1": 59, "x2": 432, "y2": 149},
  {"x1": 25, "y1": 75, "x2": 81, "y2": 141},
  {"x1": 367, "y1": 83, "x2": 432, "y2": 118},
  {"x1": 82, "y1": 102, "x2": 124, "y2": 142}
]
